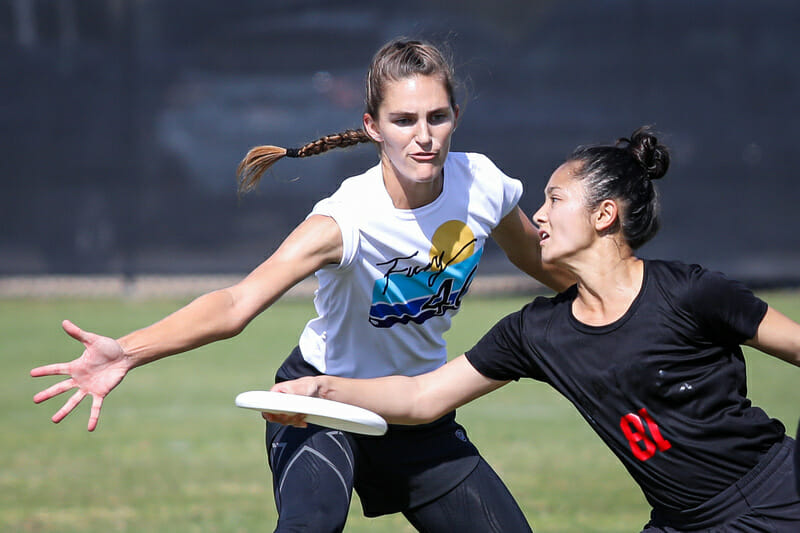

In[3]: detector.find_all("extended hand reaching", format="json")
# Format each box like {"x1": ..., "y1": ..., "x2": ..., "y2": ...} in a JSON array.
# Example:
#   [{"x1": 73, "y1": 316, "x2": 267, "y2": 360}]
[{"x1": 31, "y1": 320, "x2": 132, "y2": 431}]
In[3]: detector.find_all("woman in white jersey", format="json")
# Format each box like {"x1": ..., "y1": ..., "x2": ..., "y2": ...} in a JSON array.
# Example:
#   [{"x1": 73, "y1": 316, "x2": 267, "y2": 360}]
[{"x1": 31, "y1": 39, "x2": 569, "y2": 532}]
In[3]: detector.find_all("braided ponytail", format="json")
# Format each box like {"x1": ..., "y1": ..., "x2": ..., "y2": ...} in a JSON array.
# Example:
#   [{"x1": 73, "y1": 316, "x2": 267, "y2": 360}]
[{"x1": 236, "y1": 129, "x2": 373, "y2": 194}]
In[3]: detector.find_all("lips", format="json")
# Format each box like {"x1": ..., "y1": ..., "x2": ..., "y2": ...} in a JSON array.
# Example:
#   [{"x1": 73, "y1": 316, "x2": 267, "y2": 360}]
[
  {"x1": 410, "y1": 152, "x2": 437, "y2": 162},
  {"x1": 538, "y1": 229, "x2": 550, "y2": 242}
]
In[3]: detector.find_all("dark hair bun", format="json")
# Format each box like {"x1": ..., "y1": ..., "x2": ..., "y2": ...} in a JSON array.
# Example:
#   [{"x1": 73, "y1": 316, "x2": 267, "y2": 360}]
[{"x1": 621, "y1": 126, "x2": 670, "y2": 181}]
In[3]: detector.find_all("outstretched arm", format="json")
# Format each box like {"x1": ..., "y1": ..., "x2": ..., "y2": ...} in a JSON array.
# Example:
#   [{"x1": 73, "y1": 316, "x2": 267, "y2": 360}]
[
  {"x1": 270, "y1": 355, "x2": 509, "y2": 425},
  {"x1": 115, "y1": 215, "x2": 342, "y2": 365},
  {"x1": 491, "y1": 206, "x2": 574, "y2": 293},
  {"x1": 745, "y1": 306, "x2": 800, "y2": 367},
  {"x1": 31, "y1": 215, "x2": 343, "y2": 431}
]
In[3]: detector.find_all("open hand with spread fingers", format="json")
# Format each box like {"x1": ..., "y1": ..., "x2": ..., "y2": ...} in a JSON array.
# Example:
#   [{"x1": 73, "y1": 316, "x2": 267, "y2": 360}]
[{"x1": 31, "y1": 320, "x2": 132, "y2": 431}]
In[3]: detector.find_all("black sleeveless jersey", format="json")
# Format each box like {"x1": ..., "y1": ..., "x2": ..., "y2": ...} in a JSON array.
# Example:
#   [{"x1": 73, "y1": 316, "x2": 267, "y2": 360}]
[{"x1": 466, "y1": 259, "x2": 783, "y2": 512}]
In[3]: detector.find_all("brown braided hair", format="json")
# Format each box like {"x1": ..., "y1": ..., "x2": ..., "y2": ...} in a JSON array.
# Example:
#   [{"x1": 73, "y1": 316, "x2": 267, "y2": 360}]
[{"x1": 236, "y1": 129, "x2": 373, "y2": 194}]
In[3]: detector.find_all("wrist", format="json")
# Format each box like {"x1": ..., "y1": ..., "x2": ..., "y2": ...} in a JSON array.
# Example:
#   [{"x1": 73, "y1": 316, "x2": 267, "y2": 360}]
[
  {"x1": 316, "y1": 375, "x2": 334, "y2": 400},
  {"x1": 116, "y1": 337, "x2": 144, "y2": 371}
]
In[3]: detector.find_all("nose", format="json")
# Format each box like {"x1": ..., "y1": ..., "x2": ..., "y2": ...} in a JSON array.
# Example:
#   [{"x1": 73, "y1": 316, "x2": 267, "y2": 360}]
[
  {"x1": 415, "y1": 121, "x2": 432, "y2": 145},
  {"x1": 532, "y1": 204, "x2": 546, "y2": 225}
]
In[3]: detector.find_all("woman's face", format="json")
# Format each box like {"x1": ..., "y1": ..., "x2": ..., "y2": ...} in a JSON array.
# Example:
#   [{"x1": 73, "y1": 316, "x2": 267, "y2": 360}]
[
  {"x1": 364, "y1": 74, "x2": 458, "y2": 186},
  {"x1": 533, "y1": 161, "x2": 597, "y2": 265}
]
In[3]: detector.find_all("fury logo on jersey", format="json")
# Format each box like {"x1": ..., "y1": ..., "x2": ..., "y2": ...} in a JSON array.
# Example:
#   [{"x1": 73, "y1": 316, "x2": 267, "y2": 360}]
[{"x1": 369, "y1": 221, "x2": 481, "y2": 328}]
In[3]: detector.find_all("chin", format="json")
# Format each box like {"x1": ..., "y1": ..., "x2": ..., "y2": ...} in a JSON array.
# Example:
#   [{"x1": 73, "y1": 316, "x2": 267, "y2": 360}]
[
  {"x1": 541, "y1": 250, "x2": 564, "y2": 266},
  {"x1": 405, "y1": 169, "x2": 439, "y2": 183}
]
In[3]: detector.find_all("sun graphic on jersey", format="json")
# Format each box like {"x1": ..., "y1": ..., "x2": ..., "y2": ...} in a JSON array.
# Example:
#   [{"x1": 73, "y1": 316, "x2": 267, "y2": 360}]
[
  {"x1": 368, "y1": 219, "x2": 482, "y2": 328},
  {"x1": 429, "y1": 220, "x2": 476, "y2": 272}
]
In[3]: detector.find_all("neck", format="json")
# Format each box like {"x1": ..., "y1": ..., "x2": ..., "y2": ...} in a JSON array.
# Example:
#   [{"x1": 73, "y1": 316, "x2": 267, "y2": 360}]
[
  {"x1": 564, "y1": 245, "x2": 644, "y2": 326},
  {"x1": 380, "y1": 158, "x2": 443, "y2": 210}
]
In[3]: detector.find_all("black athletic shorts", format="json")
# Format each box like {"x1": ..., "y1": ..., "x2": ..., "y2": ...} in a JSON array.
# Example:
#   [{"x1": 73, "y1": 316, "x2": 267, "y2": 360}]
[
  {"x1": 644, "y1": 436, "x2": 800, "y2": 531},
  {"x1": 273, "y1": 346, "x2": 481, "y2": 516},
  {"x1": 350, "y1": 412, "x2": 481, "y2": 516}
]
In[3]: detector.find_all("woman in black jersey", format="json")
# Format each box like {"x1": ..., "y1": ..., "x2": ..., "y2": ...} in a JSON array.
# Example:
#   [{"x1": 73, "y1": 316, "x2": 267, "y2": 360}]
[{"x1": 269, "y1": 127, "x2": 800, "y2": 532}]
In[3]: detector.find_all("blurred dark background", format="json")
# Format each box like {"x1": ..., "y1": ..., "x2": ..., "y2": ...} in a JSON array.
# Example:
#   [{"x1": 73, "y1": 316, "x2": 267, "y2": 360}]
[{"x1": 2, "y1": 0, "x2": 799, "y2": 286}]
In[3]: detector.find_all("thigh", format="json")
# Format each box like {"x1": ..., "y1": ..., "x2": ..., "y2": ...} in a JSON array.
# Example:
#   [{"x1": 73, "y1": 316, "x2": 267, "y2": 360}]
[
  {"x1": 267, "y1": 422, "x2": 356, "y2": 533},
  {"x1": 402, "y1": 457, "x2": 532, "y2": 533}
]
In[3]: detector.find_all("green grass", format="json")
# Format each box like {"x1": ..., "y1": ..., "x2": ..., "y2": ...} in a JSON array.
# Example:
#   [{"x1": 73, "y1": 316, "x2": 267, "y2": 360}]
[{"x1": 3, "y1": 290, "x2": 799, "y2": 532}]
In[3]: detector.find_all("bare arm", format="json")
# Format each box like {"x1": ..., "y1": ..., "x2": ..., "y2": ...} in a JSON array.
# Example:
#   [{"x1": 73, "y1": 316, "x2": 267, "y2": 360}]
[
  {"x1": 118, "y1": 215, "x2": 342, "y2": 366},
  {"x1": 491, "y1": 206, "x2": 574, "y2": 293},
  {"x1": 271, "y1": 355, "x2": 509, "y2": 425},
  {"x1": 745, "y1": 306, "x2": 800, "y2": 367},
  {"x1": 31, "y1": 214, "x2": 343, "y2": 430}
]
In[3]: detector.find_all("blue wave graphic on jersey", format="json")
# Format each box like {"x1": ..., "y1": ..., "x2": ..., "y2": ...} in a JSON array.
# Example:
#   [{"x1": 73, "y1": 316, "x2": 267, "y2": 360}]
[{"x1": 368, "y1": 249, "x2": 482, "y2": 328}]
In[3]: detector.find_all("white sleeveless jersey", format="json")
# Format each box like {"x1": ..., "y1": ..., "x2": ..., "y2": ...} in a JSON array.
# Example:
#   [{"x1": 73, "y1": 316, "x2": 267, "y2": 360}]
[{"x1": 298, "y1": 152, "x2": 522, "y2": 378}]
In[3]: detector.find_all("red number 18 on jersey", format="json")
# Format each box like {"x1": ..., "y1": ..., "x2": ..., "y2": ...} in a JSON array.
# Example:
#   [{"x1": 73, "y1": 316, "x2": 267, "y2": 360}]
[{"x1": 620, "y1": 408, "x2": 672, "y2": 461}]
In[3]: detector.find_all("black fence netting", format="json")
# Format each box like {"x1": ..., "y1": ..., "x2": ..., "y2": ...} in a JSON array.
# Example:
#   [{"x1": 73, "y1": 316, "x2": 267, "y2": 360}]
[{"x1": 2, "y1": 0, "x2": 799, "y2": 286}]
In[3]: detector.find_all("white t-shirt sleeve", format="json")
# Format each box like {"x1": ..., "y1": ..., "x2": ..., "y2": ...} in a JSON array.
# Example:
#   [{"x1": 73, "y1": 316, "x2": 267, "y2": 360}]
[
  {"x1": 467, "y1": 152, "x2": 524, "y2": 223},
  {"x1": 499, "y1": 168, "x2": 523, "y2": 219},
  {"x1": 308, "y1": 198, "x2": 360, "y2": 269}
]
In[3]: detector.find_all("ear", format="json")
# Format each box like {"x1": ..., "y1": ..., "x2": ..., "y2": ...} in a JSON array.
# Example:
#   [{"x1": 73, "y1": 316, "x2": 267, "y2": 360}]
[
  {"x1": 363, "y1": 113, "x2": 382, "y2": 143},
  {"x1": 593, "y1": 199, "x2": 619, "y2": 232},
  {"x1": 453, "y1": 104, "x2": 460, "y2": 131}
]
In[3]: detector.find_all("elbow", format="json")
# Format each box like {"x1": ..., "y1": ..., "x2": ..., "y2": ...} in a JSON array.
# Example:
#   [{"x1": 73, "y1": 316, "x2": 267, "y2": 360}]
[
  {"x1": 789, "y1": 338, "x2": 800, "y2": 367},
  {"x1": 222, "y1": 320, "x2": 247, "y2": 339},
  {"x1": 398, "y1": 396, "x2": 450, "y2": 425},
  {"x1": 215, "y1": 319, "x2": 245, "y2": 341},
  {"x1": 223, "y1": 306, "x2": 260, "y2": 339},
  {"x1": 206, "y1": 288, "x2": 255, "y2": 340},
  {"x1": 388, "y1": 412, "x2": 442, "y2": 426},
  {"x1": 508, "y1": 253, "x2": 571, "y2": 294},
  {"x1": 410, "y1": 412, "x2": 445, "y2": 425},
  {"x1": 226, "y1": 310, "x2": 252, "y2": 337},
  {"x1": 414, "y1": 405, "x2": 448, "y2": 425}
]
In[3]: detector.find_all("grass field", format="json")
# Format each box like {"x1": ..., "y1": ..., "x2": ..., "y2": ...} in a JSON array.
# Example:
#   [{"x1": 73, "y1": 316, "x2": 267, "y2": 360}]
[{"x1": 3, "y1": 290, "x2": 799, "y2": 532}]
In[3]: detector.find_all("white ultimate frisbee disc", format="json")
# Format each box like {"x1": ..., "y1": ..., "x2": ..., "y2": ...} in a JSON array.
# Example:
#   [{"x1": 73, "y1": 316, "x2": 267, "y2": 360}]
[{"x1": 235, "y1": 390, "x2": 388, "y2": 436}]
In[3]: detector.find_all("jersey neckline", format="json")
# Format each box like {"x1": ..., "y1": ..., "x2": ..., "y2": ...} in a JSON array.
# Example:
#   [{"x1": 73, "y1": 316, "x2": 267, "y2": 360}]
[{"x1": 566, "y1": 259, "x2": 650, "y2": 335}]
